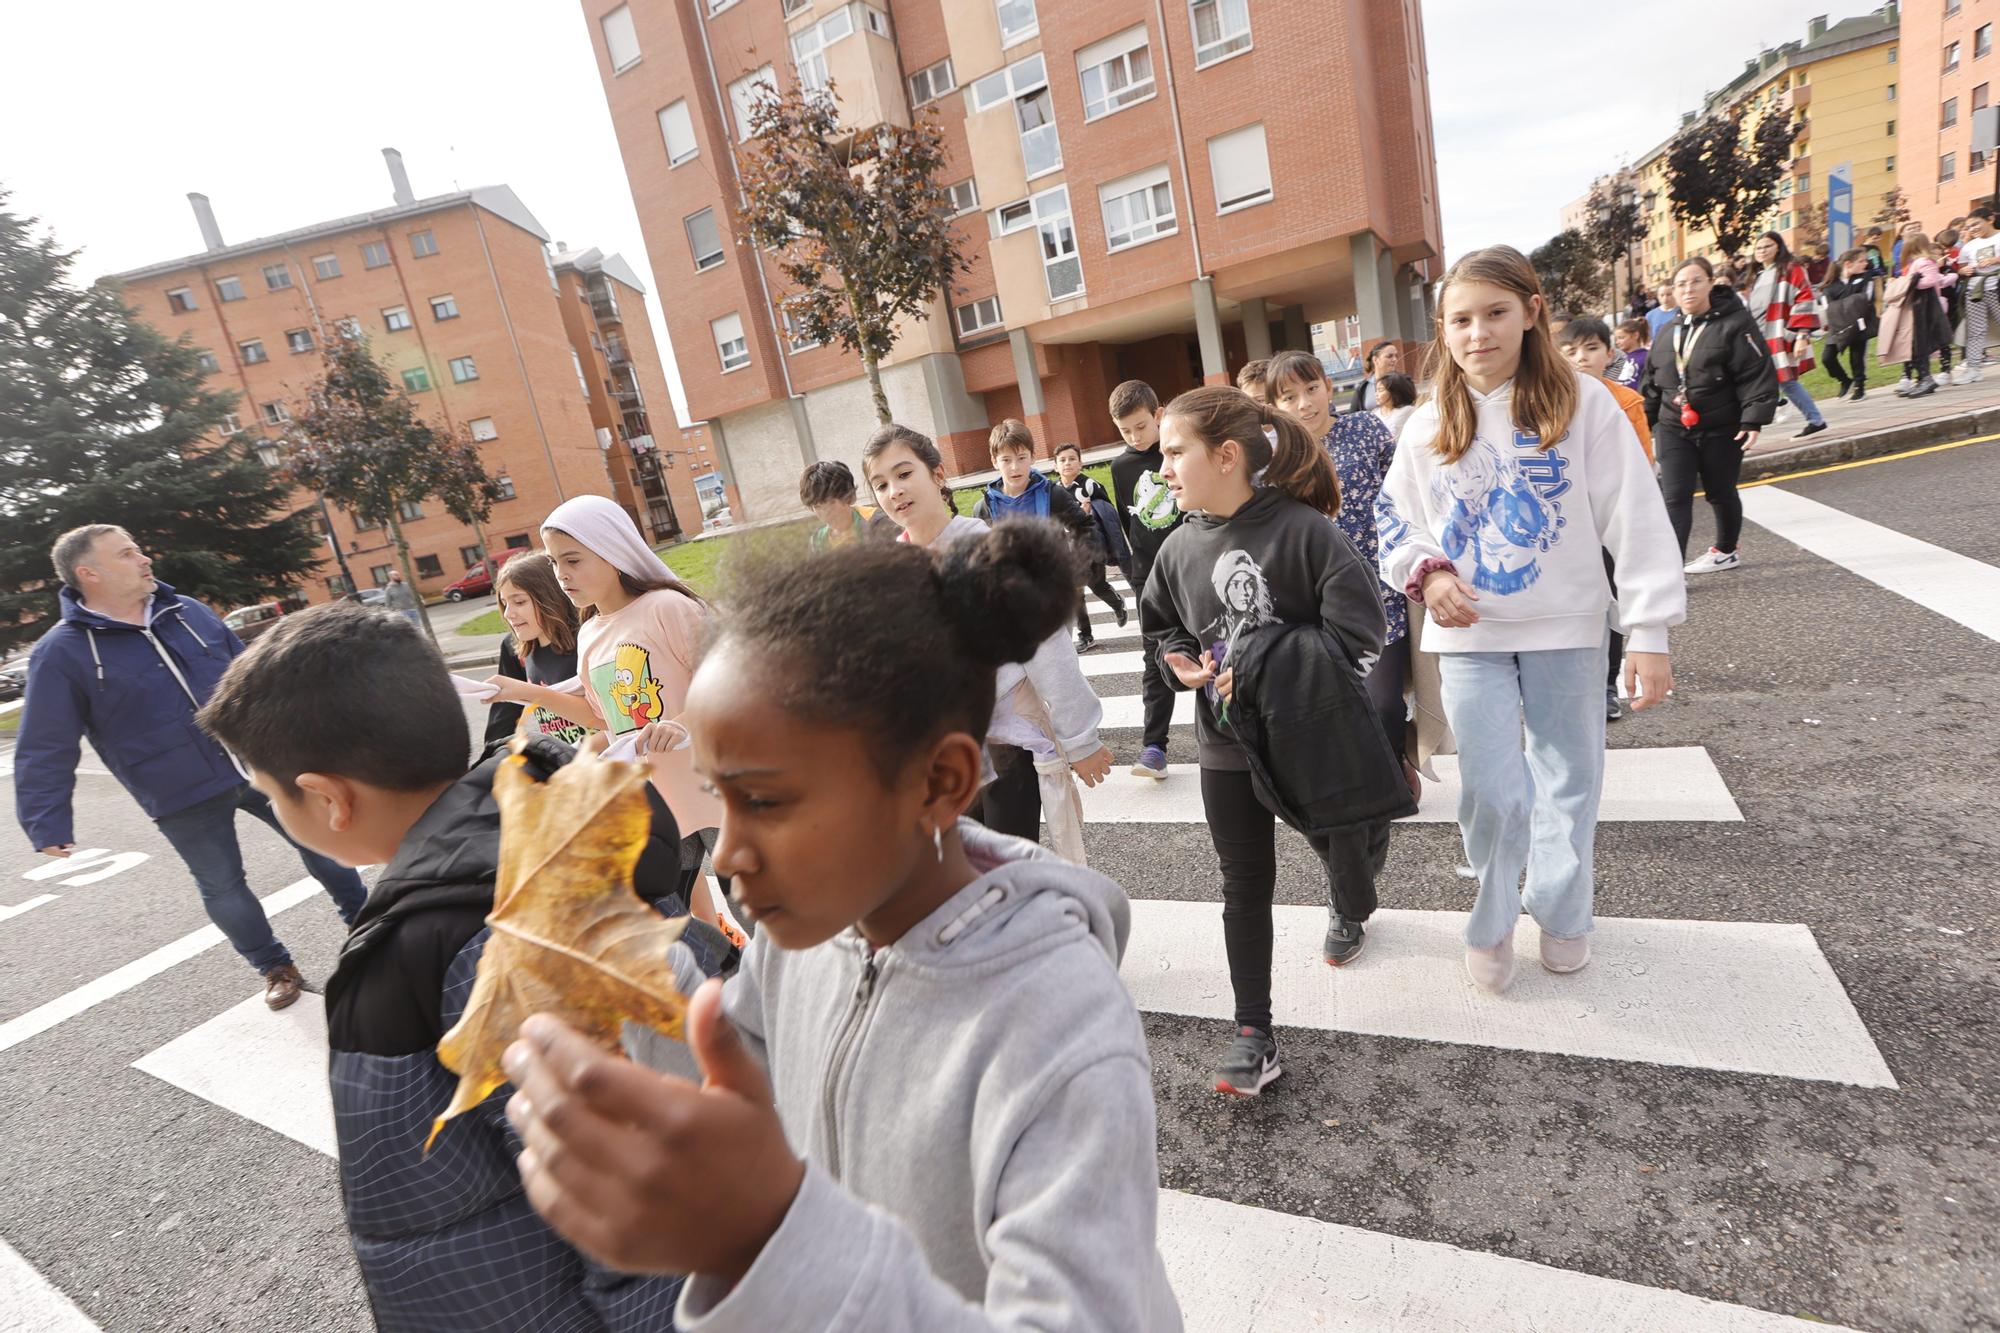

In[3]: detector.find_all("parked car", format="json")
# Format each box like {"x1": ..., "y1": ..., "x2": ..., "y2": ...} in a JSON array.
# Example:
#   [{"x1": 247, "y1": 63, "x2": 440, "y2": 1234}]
[
  {"x1": 0, "y1": 660, "x2": 26, "y2": 702},
  {"x1": 355, "y1": 587, "x2": 388, "y2": 607},
  {"x1": 441, "y1": 549, "x2": 528, "y2": 602},
  {"x1": 222, "y1": 602, "x2": 285, "y2": 643}
]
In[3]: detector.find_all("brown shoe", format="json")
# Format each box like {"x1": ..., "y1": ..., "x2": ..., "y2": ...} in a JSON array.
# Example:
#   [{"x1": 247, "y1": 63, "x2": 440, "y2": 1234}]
[{"x1": 262, "y1": 963, "x2": 304, "y2": 1010}]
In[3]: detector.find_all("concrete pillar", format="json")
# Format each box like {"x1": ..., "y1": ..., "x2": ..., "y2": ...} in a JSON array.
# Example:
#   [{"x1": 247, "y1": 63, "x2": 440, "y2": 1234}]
[
  {"x1": 1008, "y1": 328, "x2": 1046, "y2": 415},
  {"x1": 1349, "y1": 232, "x2": 1395, "y2": 345},
  {"x1": 1240, "y1": 297, "x2": 1273, "y2": 361},
  {"x1": 788, "y1": 396, "x2": 818, "y2": 466},
  {"x1": 1281, "y1": 304, "x2": 1311, "y2": 355},
  {"x1": 1191, "y1": 277, "x2": 1228, "y2": 384}
]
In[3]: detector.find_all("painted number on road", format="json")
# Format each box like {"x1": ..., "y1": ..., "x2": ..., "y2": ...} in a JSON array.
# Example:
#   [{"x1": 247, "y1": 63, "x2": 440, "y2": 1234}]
[{"x1": 21, "y1": 849, "x2": 150, "y2": 887}]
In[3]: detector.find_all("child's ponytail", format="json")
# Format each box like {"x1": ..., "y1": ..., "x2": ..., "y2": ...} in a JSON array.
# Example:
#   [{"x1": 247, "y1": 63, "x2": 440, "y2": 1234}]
[{"x1": 1161, "y1": 385, "x2": 1342, "y2": 518}]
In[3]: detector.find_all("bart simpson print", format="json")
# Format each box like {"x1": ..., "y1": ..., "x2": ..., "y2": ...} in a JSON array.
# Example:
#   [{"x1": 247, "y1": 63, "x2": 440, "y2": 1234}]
[{"x1": 609, "y1": 643, "x2": 665, "y2": 729}]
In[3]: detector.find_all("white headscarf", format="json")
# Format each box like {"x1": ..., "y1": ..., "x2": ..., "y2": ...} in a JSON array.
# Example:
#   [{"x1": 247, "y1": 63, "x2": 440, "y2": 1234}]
[{"x1": 540, "y1": 495, "x2": 662, "y2": 586}]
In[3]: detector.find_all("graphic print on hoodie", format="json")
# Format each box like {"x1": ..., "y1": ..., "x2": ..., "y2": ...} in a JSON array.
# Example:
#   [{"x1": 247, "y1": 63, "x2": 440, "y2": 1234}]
[
  {"x1": 1429, "y1": 430, "x2": 1568, "y2": 595},
  {"x1": 1201, "y1": 549, "x2": 1277, "y2": 713}
]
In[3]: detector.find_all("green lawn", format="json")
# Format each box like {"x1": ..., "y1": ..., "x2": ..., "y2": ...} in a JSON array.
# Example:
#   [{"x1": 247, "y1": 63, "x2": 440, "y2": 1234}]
[{"x1": 0, "y1": 710, "x2": 19, "y2": 736}]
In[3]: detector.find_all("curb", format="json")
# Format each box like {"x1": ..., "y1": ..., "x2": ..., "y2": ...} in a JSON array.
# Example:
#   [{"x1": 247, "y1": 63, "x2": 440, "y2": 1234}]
[
  {"x1": 1741, "y1": 404, "x2": 2000, "y2": 482},
  {"x1": 444, "y1": 655, "x2": 500, "y2": 673}
]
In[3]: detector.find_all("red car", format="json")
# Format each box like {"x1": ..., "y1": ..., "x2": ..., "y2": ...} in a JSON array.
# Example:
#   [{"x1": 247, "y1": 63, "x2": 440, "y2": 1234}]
[{"x1": 441, "y1": 550, "x2": 527, "y2": 602}]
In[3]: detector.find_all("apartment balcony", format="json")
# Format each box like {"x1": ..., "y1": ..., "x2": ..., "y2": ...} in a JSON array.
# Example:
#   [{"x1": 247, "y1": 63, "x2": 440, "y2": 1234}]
[
  {"x1": 603, "y1": 335, "x2": 631, "y2": 365},
  {"x1": 588, "y1": 284, "x2": 622, "y2": 325},
  {"x1": 1782, "y1": 85, "x2": 1812, "y2": 113},
  {"x1": 1790, "y1": 154, "x2": 1812, "y2": 180}
]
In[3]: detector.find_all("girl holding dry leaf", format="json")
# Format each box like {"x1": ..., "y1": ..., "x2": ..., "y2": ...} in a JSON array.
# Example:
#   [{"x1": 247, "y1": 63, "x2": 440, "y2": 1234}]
[{"x1": 502, "y1": 523, "x2": 1182, "y2": 1332}]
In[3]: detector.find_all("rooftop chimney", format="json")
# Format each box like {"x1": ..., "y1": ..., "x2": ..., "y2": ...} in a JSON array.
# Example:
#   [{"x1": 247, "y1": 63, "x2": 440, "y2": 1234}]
[
  {"x1": 188, "y1": 193, "x2": 224, "y2": 251},
  {"x1": 1809, "y1": 14, "x2": 1828, "y2": 39},
  {"x1": 383, "y1": 147, "x2": 415, "y2": 207}
]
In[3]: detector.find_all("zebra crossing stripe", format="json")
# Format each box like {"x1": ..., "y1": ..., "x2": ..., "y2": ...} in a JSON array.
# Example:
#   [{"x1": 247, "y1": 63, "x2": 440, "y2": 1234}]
[
  {"x1": 1158, "y1": 1189, "x2": 1863, "y2": 1331},
  {"x1": 0, "y1": 1235, "x2": 102, "y2": 1332},
  {"x1": 1067, "y1": 749, "x2": 1743, "y2": 823},
  {"x1": 1121, "y1": 899, "x2": 1897, "y2": 1087},
  {"x1": 133, "y1": 993, "x2": 338, "y2": 1156}
]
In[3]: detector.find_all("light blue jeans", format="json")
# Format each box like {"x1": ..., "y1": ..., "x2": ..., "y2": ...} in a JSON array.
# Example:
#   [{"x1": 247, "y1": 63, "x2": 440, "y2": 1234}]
[
  {"x1": 1779, "y1": 377, "x2": 1824, "y2": 425},
  {"x1": 1437, "y1": 647, "x2": 1607, "y2": 950}
]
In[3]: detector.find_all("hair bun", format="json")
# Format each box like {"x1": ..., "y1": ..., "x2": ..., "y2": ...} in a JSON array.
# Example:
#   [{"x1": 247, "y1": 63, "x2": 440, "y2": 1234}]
[{"x1": 934, "y1": 521, "x2": 1082, "y2": 668}]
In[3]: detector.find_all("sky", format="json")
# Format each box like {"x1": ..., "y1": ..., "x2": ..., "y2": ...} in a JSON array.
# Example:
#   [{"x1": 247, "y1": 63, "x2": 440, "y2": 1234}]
[{"x1": 2, "y1": 0, "x2": 1872, "y2": 426}]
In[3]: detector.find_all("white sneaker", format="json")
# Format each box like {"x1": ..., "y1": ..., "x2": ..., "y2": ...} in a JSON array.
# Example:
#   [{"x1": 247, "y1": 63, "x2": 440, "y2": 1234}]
[
  {"x1": 1683, "y1": 547, "x2": 1742, "y2": 575},
  {"x1": 1956, "y1": 364, "x2": 1985, "y2": 384},
  {"x1": 1465, "y1": 931, "x2": 1517, "y2": 993}
]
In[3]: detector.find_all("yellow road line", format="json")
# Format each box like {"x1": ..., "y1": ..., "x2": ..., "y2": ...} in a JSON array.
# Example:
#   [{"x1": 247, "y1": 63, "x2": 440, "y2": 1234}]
[{"x1": 1741, "y1": 431, "x2": 2000, "y2": 489}]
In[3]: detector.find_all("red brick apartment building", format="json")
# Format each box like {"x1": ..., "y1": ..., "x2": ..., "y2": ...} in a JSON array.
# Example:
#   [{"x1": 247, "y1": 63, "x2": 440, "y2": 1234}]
[
  {"x1": 109, "y1": 151, "x2": 716, "y2": 605},
  {"x1": 578, "y1": 0, "x2": 1443, "y2": 510}
]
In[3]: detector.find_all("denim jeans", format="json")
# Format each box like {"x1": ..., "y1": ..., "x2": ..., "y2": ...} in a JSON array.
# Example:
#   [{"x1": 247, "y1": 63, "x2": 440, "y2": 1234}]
[
  {"x1": 1437, "y1": 647, "x2": 1606, "y2": 950},
  {"x1": 153, "y1": 784, "x2": 370, "y2": 973},
  {"x1": 1779, "y1": 377, "x2": 1824, "y2": 425}
]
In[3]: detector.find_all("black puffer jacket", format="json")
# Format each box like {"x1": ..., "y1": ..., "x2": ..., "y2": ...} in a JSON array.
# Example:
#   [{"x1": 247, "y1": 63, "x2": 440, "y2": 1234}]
[
  {"x1": 326, "y1": 736, "x2": 739, "y2": 1332},
  {"x1": 1641, "y1": 283, "x2": 1780, "y2": 439}
]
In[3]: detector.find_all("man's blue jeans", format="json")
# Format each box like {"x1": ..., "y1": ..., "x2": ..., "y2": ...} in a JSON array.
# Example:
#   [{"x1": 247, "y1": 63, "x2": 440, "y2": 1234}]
[{"x1": 153, "y1": 784, "x2": 369, "y2": 973}]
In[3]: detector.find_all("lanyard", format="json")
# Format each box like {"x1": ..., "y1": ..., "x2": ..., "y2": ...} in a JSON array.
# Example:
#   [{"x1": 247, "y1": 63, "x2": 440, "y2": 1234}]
[{"x1": 1674, "y1": 317, "x2": 1711, "y2": 389}]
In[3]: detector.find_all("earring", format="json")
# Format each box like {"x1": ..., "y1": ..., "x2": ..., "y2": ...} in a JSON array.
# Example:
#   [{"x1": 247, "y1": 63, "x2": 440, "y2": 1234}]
[{"x1": 931, "y1": 822, "x2": 945, "y2": 863}]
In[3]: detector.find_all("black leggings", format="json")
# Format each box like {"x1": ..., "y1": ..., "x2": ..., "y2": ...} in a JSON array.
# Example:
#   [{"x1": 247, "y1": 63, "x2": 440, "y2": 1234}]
[
  {"x1": 1201, "y1": 766, "x2": 1389, "y2": 1030},
  {"x1": 1604, "y1": 550, "x2": 1623, "y2": 689},
  {"x1": 1075, "y1": 571, "x2": 1125, "y2": 639},
  {"x1": 1825, "y1": 337, "x2": 1869, "y2": 390},
  {"x1": 982, "y1": 743, "x2": 1041, "y2": 841},
  {"x1": 1364, "y1": 634, "x2": 1410, "y2": 764},
  {"x1": 1657, "y1": 426, "x2": 1744, "y2": 558}
]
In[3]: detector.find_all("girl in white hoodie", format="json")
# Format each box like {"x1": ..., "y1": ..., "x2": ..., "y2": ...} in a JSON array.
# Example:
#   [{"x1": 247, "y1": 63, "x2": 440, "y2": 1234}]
[{"x1": 1375, "y1": 245, "x2": 1687, "y2": 992}]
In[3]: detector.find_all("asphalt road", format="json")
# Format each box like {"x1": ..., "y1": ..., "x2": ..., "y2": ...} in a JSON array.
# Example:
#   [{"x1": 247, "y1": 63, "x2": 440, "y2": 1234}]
[{"x1": 1, "y1": 440, "x2": 1996, "y2": 1331}]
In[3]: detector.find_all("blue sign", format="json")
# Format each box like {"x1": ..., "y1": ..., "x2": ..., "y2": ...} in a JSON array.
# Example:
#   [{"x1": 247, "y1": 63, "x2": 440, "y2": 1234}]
[{"x1": 1828, "y1": 162, "x2": 1854, "y2": 257}]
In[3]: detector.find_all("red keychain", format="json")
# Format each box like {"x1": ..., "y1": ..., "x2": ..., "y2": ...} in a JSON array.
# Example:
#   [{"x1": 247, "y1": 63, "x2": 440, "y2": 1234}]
[{"x1": 1680, "y1": 402, "x2": 1700, "y2": 428}]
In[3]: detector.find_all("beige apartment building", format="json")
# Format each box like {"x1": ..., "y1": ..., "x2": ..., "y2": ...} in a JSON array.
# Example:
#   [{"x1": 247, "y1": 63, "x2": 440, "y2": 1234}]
[
  {"x1": 579, "y1": 0, "x2": 1444, "y2": 503},
  {"x1": 109, "y1": 151, "x2": 711, "y2": 605}
]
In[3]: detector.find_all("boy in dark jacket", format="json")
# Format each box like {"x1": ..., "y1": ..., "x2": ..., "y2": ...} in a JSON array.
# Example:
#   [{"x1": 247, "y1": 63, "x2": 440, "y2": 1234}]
[
  {"x1": 1821, "y1": 248, "x2": 1878, "y2": 401},
  {"x1": 1106, "y1": 381, "x2": 1184, "y2": 778},
  {"x1": 1052, "y1": 442, "x2": 1131, "y2": 649},
  {"x1": 972, "y1": 421, "x2": 1108, "y2": 649},
  {"x1": 196, "y1": 605, "x2": 734, "y2": 1332}
]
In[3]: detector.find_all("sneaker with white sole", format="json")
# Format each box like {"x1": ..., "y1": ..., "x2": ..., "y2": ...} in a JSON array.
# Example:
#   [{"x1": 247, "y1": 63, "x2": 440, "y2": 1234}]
[
  {"x1": 1465, "y1": 931, "x2": 1517, "y2": 992},
  {"x1": 1957, "y1": 364, "x2": 1986, "y2": 385},
  {"x1": 1213, "y1": 1026, "x2": 1282, "y2": 1097},
  {"x1": 1683, "y1": 547, "x2": 1742, "y2": 575},
  {"x1": 1129, "y1": 745, "x2": 1167, "y2": 780},
  {"x1": 1540, "y1": 932, "x2": 1592, "y2": 974}
]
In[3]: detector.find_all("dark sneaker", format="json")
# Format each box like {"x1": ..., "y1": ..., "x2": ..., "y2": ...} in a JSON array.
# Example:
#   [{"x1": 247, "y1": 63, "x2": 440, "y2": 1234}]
[
  {"x1": 1795, "y1": 420, "x2": 1828, "y2": 439},
  {"x1": 1323, "y1": 914, "x2": 1366, "y2": 967},
  {"x1": 1130, "y1": 745, "x2": 1168, "y2": 779},
  {"x1": 1606, "y1": 688, "x2": 1623, "y2": 723},
  {"x1": 263, "y1": 963, "x2": 304, "y2": 1011},
  {"x1": 1114, "y1": 602, "x2": 1130, "y2": 628},
  {"x1": 1076, "y1": 633, "x2": 1095, "y2": 652},
  {"x1": 1213, "y1": 1026, "x2": 1282, "y2": 1097}
]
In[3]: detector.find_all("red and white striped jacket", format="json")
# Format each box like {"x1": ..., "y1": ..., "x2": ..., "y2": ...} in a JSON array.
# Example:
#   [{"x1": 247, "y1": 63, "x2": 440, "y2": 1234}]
[{"x1": 1748, "y1": 261, "x2": 1820, "y2": 383}]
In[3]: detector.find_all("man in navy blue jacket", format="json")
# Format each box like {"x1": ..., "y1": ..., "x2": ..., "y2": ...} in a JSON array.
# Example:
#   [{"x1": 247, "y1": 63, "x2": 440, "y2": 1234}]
[{"x1": 14, "y1": 525, "x2": 368, "y2": 1010}]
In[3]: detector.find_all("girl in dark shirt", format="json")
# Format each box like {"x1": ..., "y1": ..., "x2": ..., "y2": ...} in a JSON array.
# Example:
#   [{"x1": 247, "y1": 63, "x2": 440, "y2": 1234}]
[{"x1": 482, "y1": 553, "x2": 588, "y2": 754}]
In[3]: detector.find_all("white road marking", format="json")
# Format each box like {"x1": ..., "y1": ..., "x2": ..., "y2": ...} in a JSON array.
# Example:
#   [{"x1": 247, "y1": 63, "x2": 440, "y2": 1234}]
[
  {"x1": 0, "y1": 895, "x2": 59, "y2": 924},
  {"x1": 21, "y1": 850, "x2": 149, "y2": 886},
  {"x1": 134, "y1": 993, "x2": 337, "y2": 1157},
  {"x1": 1100, "y1": 691, "x2": 1197, "y2": 729},
  {"x1": 1742, "y1": 484, "x2": 2000, "y2": 642},
  {"x1": 1122, "y1": 901, "x2": 1896, "y2": 1087},
  {"x1": 1067, "y1": 749, "x2": 1742, "y2": 823},
  {"x1": 0, "y1": 753, "x2": 112, "y2": 780},
  {"x1": 1079, "y1": 650, "x2": 1147, "y2": 678},
  {"x1": 1159, "y1": 1189, "x2": 1863, "y2": 1331},
  {"x1": 0, "y1": 1235, "x2": 102, "y2": 1332},
  {"x1": 0, "y1": 877, "x2": 324, "y2": 1056}
]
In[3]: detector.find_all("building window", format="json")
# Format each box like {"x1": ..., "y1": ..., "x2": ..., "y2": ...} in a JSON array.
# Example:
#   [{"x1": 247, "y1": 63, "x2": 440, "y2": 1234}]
[
  {"x1": 954, "y1": 294, "x2": 1003, "y2": 337},
  {"x1": 219, "y1": 411, "x2": 242, "y2": 434},
  {"x1": 216, "y1": 276, "x2": 245, "y2": 302},
  {"x1": 992, "y1": 199, "x2": 1035, "y2": 235},
  {"x1": 791, "y1": 6, "x2": 854, "y2": 93},
  {"x1": 497, "y1": 475, "x2": 517, "y2": 500},
  {"x1": 431, "y1": 294, "x2": 460, "y2": 321},
  {"x1": 781, "y1": 309, "x2": 821, "y2": 351},
  {"x1": 1190, "y1": 0, "x2": 1251, "y2": 67},
  {"x1": 1208, "y1": 122, "x2": 1273, "y2": 212},
  {"x1": 970, "y1": 55, "x2": 1061, "y2": 178},
  {"x1": 1942, "y1": 151, "x2": 1958, "y2": 181},
  {"x1": 1099, "y1": 166, "x2": 1178, "y2": 251},
  {"x1": 1980, "y1": 24, "x2": 1994, "y2": 58},
  {"x1": 239, "y1": 338, "x2": 268, "y2": 365},
  {"x1": 260, "y1": 401, "x2": 290, "y2": 425},
  {"x1": 504, "y1": 532, "x2": 531, "y2": 548},
  {"x1": 403, "y1": 366, "x2": 432, "y2": 392},
  {"x1": 728, "y1": 65, "x2": 777, "y2": 141},
  {"x1": 166, "y1": 286, "x2": 196, "y2": 313},
  {"x1": 1033, "y1": 186, "x2": 1082, "y2": 301},
  {"x1": 449, "y1": 355, "x2": 479, "y2": 383},
  {"x1": 659, "y1": 99, "x2": 698, "y2": 166},
  {"x1": 783, "y1": 0, "x2": 810, "y2": 14},
  {"x1": 263, "y1": 262, "x2": 293, "y2": 291},
  {"x1": 384, "y1": 305, "x2": 413, "y2": 331},
  {"x1": 909, "y1": 57, "x2": 955, "y2": 107},
  {"x1": 1887, "y1": 154, "x2": 1897, "y2": 172},
  {"x1": 1888, "y1": 118, "x2": 1897, "y2": 135},
  {"x1": 1797, "y1": 173, "x2": 1810, "y2": 196},
  {"x1": 713, "y1": 312, "x2": 751, "y2": 370},
  {"x1": 686, "y1": 208, "x2": 726, "y2": 271},
  {"x1": 708, "y1": 0, "x2": 737, "y2": 13},
  {"x1": 1944, "y1": 96, "x2": 1960, "y2": 128},
  {"x1": 602, "y1": 4, "x2": 641, "y2": 72},
  {"x1": 370, "y1": 564, "x2": 394, "y2": 586},
  {"x1": 863, "y1": 5, "x2": 889, "y2": 37},
  {"x1": 313, "y1": 253, "x2": 341, "y2": 280},
  {"x1": 400, "y1": 499, "x2": 426, "y2": 522},
  {"x1": 459, "y1": 545, "x2": 484, "y2": 570},
  {"x1": 1947, "y1": 41, "x2": 1962, "y2": 73},
  {"x1": 413, "y1": 554, "x2": 443, "y2": 578},
  {"x1": 362, "y1": 240, "x2": 391, "y2": 269},
  {"x1": 409, "y1": 230, "x2": 439, "y2": 258},
  {"x1": 1888, "y1": 82, "x2": 1897, "y2": 101},
  {"x1": 255, "y1": 443, "x2": 282, "y2": 467},
  {"x1": 1078, "y1": 26, "x2": 1154, "y2": 121},
  {"x1": 1779, "y1": 211, "x2": 1793, "y2": 230},
  {"x1": 1977, "y1": 150, "x2": 1991, "y2": 171},
  {"x1": 197, "y1": 350, "x2": 220, "y2": 374},
  {"x1": 1889, "y1": 45, "x2": 1898, "y2": 63},
  {"x1": 469, "y1": 416, "x2": 499, "y2": 441},
  {"x1": 1947, "y1": 0, "x2": 1961, "y2": 13},
  {"x1": 995, "y1": 0, "x2": 1037, "y2": 47},
  {"x1": 1977, "y1": 84, "x2": 1991, "y2": 111},
  {"x1": 286, "y1": 328, "x2": 315, "y2": 354},
  {"x1": 945, "y1": 179, "x2": 980, "y2": 216}
]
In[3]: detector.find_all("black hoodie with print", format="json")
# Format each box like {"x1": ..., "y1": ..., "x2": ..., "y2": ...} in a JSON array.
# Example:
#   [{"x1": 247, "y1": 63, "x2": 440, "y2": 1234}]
[{"x1": 1137, "y1": 488, "x2": 1386, "y2": 770}]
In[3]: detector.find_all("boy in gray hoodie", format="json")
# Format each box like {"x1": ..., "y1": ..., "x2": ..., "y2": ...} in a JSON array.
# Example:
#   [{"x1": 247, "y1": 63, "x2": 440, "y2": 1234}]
[{"x1": 502, "y1": 522, "x2": 1182, "y2": 1332}]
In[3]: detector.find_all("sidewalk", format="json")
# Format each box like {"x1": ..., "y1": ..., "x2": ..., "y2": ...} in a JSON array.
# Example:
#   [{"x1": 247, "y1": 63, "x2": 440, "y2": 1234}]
[{"x1": 1740, "y1": 369, "x2": 2000, "y2": 480}]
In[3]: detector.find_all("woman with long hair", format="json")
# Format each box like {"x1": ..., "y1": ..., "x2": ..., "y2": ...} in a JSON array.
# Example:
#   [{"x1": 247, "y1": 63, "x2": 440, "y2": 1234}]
[{"x1": 1747, "y1": 231, "x2": 1827, "y2": 438}]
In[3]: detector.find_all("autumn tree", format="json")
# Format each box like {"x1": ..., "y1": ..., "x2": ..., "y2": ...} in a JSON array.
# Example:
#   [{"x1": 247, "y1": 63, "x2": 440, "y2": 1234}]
[
  {"x1": 735, "y1": 82, "x2": 971, "y2": 424},
  {"x1": 1795, "y1": 199, "x2": 1829, "y2": 259},
  {"x1": 1584, "y1": 179, "x2": 1643, "y2": 312},
  {"x1": 1871, "y1": 187, "x2": 1912, "y2": 230},
  {"x1": 1666, "y1": 109, "x2": 1800, "y2": 258},
  {"x1": 0, "y1": 194, "x2": 321, "y2": 653},
  {"x1": 1529, "y1": 229, "x2": 1607, "y2": 320},
  {"x1": 281, "y1": 327, "x2": 503, "y2": 637}
]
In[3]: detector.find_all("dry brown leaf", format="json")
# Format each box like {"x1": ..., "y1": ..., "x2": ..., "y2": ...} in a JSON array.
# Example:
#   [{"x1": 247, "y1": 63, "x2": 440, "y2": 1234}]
[{"x1": 427, "y1": 750, "x2": 690, "y2": 1150}]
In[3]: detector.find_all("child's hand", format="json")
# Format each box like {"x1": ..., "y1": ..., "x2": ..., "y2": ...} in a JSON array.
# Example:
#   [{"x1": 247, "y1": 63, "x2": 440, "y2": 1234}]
[
  {"x1": 1421, "y1": 570, "x2": 1481, "y2": 627},
  {"x1": 505, "y1": 980, "x2": 804, "y2": 1283},
  {"x1": 1623, "y1": 651, "x2": 1674, "y2": 711},
  {"x1": 1734, "y1": 428, "x2": 1760, "y2": 451},
  {"x1": 1071, "y1": 744, "x2": 1113, "y2": 787},
  {"x1": 486, "y1": 675, "x2": 538, "y2": 705},
  {"x1": 1214, "y1": 666, "x2": 1235, "y2": 703},
  {"x1": 633, "y1": 719, "x2": 692, "y2": 755},
  {"x1": 1164, "y1": 649, "x2": 1216, "y2": 688}
]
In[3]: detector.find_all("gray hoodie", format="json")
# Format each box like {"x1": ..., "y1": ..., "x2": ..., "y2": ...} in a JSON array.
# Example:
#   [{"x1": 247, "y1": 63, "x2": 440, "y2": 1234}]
[{"x1": 672, "y1": 820, "x2": 1183, "y2": 1331}]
